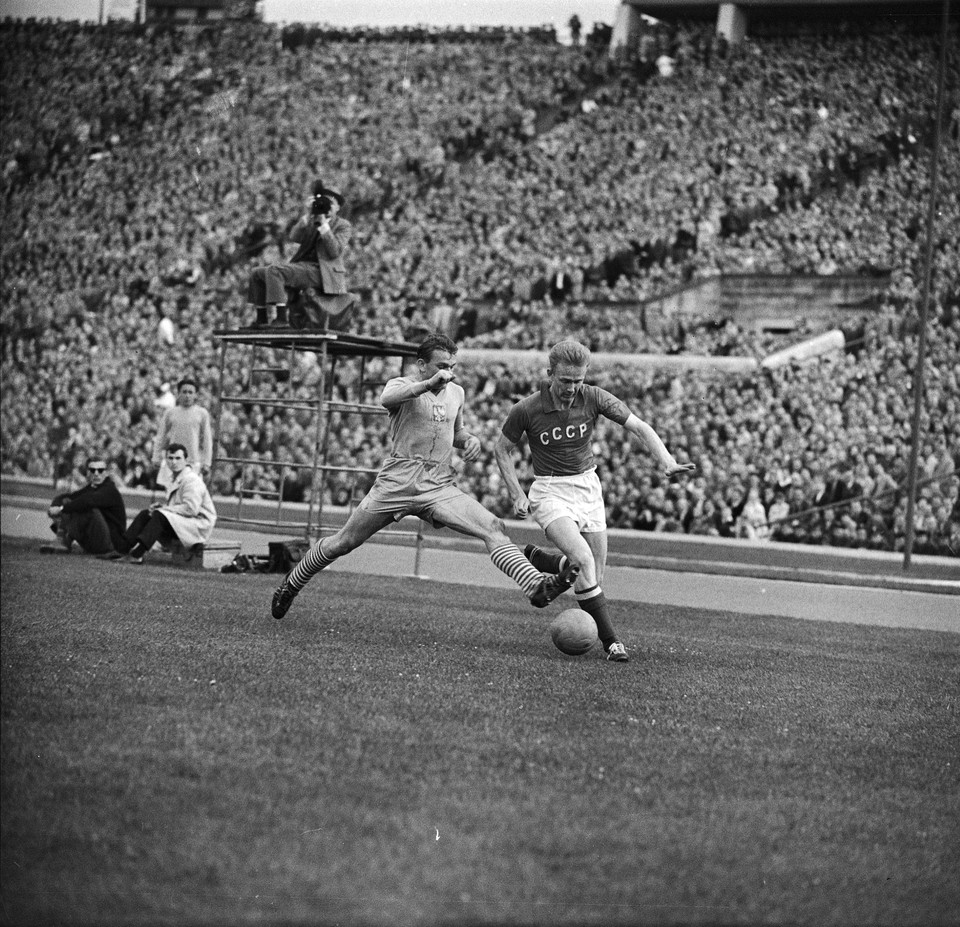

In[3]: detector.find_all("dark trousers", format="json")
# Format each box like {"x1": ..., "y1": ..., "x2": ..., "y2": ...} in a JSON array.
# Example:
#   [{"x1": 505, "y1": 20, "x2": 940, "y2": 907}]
[
  {"x1": 247, "y1": 262, "x2": 322, "y2": 306},
  {"x1": 56, "y1": 510, "x2": 114, "y2": 555},
  {"x1": 126, "y1": 509, "x2": 176, "y2": 552}
]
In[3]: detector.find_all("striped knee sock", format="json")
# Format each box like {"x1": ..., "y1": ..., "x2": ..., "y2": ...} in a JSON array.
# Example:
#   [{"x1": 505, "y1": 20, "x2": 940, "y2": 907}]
[
  {"x1": 288, "y1": 539, "x2": 335, "y2": 591},
  {"x1": 575, "y1": 585, "x2": 618, "y2": 648},
  {"x1": 490, "y1": 544, "x2": 543, "y2": 597},
  {"x1": 523, "y1": 544, "x2": 569, "y2": 575}
]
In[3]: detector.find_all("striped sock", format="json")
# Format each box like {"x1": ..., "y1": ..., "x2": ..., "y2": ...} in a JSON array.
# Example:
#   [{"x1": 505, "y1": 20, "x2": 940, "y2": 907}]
[
  {"x1": 523, "y1": 544, "x2": 569, "y2": 575},
  {"x1": 575, "y1": 585, "x2": 618, "y2": 648},
  {"x1": 288, "y1": 539, "x2": 335, "y2": 591},
  {"x1": 490, "y1": 544, "x2": 543, "y2": 597}
]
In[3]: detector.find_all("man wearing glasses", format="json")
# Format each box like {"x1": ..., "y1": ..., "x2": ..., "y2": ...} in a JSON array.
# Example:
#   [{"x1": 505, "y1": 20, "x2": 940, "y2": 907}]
[{"x1": 43, "y1": 455, "x2": 127, "y2": 556}]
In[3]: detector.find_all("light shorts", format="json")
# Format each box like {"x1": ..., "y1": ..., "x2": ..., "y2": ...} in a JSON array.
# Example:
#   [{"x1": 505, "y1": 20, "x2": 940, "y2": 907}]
[
  {"x1": 528, "y1": 467, "x2": 606, "y2": 534},
  {"x1": 358, "y1": 456, "x2": 464, "y2": 525}
]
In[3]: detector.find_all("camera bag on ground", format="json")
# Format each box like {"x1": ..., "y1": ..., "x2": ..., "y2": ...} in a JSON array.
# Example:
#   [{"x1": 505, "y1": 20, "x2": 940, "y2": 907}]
[{"x1": 267, "y1": 539, "x2": 313, "y2": 573}]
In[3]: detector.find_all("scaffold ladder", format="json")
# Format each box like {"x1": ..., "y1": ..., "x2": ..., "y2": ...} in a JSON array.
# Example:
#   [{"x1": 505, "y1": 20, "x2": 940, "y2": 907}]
[{"x1": 210, "y1": 328, "x2": 418, "y2": 542}]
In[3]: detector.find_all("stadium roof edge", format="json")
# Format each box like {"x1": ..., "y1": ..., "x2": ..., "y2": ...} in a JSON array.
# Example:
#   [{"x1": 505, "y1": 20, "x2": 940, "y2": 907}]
[
  {"x1": 623, "y1": 0, "x2": 948, "y2": 8},
  {"x1": 621, "y1": 0, "x2": 952, "y2": 20}
]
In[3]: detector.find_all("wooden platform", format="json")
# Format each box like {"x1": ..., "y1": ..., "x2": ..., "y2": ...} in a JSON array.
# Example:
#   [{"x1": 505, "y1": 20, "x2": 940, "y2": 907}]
[{"x1": 213, "y1": 328, "x2": 418, "y2": 358}]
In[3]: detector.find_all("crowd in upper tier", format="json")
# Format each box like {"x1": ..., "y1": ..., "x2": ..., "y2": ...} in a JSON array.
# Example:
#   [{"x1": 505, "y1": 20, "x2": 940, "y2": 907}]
[{"x1": 1, "y1": 15, "x2": 957, "y2": 554}]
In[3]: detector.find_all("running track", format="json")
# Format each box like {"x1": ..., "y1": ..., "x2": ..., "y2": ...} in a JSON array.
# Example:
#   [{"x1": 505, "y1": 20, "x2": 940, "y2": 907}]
[{"x1": 3, "y1": 501, "x2": 956, "y2": 635}]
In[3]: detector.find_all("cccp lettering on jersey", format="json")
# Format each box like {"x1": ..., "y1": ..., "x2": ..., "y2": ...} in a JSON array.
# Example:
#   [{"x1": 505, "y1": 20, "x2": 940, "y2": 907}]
[{"x1": 539, "y1": 422, "x2": 589, "y2": 445}]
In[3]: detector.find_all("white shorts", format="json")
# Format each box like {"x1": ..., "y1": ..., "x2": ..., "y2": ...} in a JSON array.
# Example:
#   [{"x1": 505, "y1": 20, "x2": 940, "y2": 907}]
[{"x1": 528, "y1": 468, "x2": 606, "y2": 534}]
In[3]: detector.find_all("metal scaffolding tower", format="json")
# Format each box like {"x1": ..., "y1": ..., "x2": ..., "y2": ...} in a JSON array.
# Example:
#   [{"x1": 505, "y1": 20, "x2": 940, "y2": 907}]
[{"x1": 210, "y1": 328, "x2": 418, "y2": 540}]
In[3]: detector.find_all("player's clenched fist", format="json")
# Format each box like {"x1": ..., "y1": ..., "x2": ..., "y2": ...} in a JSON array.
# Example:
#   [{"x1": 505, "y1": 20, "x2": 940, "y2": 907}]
[
  {"x1": 459, "y1": 434, "x2": 482, "y2": 462},
  {"x1": 429, "y1": 369, "x2": 456, "y2": 391},
  {"x1": 511, "y1": 493, "x2": 531, "y2": 519}
]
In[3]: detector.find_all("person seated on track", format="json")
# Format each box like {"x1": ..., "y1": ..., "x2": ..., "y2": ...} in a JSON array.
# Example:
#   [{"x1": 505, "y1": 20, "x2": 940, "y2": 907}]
[
  {"x1": 43, "y1": 453, "x2": 128, "y2": 557},
  {"x1": 105, "y1": 444, "x2": 216, "y2": 564}
]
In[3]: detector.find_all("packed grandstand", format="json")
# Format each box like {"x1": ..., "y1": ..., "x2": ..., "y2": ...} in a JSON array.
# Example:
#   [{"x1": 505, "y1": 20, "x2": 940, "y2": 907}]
[{"x1": 1, "y1": 13, "x2": 957, "y2": 555}]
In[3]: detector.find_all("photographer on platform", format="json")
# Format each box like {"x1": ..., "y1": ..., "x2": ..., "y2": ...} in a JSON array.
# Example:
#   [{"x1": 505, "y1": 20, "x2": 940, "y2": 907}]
[{"x1": 246, "y1": 179, "x2": 352, "y2": 328}]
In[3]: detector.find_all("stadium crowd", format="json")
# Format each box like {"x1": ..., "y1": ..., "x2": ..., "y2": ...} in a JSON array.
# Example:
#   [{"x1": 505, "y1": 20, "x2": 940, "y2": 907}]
[{"x1": 1, "y1": 14, "x2": 957, "y2": 555}]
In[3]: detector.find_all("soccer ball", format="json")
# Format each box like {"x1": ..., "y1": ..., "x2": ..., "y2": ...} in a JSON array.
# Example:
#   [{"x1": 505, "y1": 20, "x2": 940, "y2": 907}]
[{"x1": 549, "y1": 608, "x2": 598, "y2": 656}]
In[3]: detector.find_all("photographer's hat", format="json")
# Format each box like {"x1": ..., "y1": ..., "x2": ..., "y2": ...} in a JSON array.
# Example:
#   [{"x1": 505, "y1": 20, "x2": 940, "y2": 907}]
[{"x1": 312, "y1": 178, "x2": 345, "y2": 207}]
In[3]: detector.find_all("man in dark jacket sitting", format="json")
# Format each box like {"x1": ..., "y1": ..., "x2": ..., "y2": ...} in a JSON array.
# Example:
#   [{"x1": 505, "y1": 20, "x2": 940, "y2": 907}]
[{"x1": 42, "y1": 454, "x2": 127, "y2": 555}]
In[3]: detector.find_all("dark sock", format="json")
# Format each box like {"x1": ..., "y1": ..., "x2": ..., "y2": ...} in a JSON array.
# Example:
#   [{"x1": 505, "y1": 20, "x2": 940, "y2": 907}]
[
  {"x1": 523, "y1": 544, "x2": 568, "y2": 575},
  {"x1": 128, "y1": 542, "x2": 147, "y2": 558},
  {"x1": 575, "y1": 588, "x2": 618, "y2": 648}
]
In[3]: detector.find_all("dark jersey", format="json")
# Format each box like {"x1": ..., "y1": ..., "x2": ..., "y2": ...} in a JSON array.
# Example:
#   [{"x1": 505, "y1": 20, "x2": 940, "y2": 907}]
[{"x1": 502, "y1": 381, "x2": 631, "y2": 476}]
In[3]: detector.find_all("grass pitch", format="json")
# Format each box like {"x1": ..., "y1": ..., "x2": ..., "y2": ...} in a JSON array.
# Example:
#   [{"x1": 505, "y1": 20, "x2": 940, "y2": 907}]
[{"x1": 1, "y1": 538, "x2": 958, "y2": 926}]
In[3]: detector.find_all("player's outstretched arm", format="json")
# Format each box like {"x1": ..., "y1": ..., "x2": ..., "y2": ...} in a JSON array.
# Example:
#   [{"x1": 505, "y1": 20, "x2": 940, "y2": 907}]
[
  {"x1": 623, "y1": 413, "x2": 695, "y2": 478},
  {"x1": 380, "y1": 370, "x2": 454, "y2": 409},
  {"x1": 494, "y1": 433, "x2": 531, "y2": 518}
]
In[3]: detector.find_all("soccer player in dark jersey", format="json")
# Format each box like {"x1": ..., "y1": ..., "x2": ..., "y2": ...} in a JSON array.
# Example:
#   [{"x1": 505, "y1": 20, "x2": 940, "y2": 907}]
[
  {"x1": 494, "y1": 340, "x2": 695, "y2": 662},
  {"x1": 271, "y1": 333, "x2": 579, "y2": 621}
]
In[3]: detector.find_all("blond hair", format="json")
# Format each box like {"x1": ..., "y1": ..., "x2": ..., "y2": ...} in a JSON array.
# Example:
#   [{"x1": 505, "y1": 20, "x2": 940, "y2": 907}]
[{"x1": 548, "y1": 340, "x2": 590, "y2": 371}]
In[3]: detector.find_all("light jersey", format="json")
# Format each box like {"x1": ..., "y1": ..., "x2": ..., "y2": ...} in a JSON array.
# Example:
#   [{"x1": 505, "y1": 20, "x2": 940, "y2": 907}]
[
  {"x1": 380, "y1": 376, "x2": 465, "y2": 468},
  {"x1": 502, "y1": 381, "x2": 631, "y2": 477}
]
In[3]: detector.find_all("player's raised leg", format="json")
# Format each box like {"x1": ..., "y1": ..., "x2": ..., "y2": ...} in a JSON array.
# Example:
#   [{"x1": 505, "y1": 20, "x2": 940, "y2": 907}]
[
  {"x1": 430, "y1": 492, "x2": 578, "y2": 608},
  {"x1": 272, "y1": 506, "x2": 396, "y2": 620},
  {"x1": 523, "y1": 543, "x2": 571, "y2": 575},
  {"x1": 544, "y1": 517, "x2": 627, "y2": 662}
]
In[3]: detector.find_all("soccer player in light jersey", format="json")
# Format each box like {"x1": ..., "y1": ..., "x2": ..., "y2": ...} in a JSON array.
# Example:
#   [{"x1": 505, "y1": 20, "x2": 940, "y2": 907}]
[
  {"x1": 272, "y1": 333, "x2": 578, "y2": 620},
  {"x1": 494, "y1": 340, "x2": 695, "y2": 662}
]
